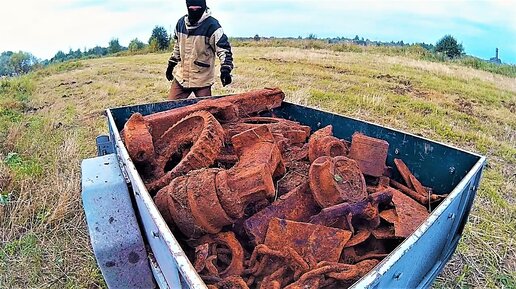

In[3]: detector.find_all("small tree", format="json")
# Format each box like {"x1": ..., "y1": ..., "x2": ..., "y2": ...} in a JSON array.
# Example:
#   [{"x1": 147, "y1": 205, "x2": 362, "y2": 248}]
[
  {"x1": 0, "y1": 51, "x2": 14, "y2": 76},
  {"x1": 128, "y1": 38, "x2": 145, "y2": 52},
  {"x1": 435, "y1": 35, "x2": 464, "y2": 58},
  {"x1": 148, "y1": 38, "x2": 160, "y2": 53},
  {"x1": 253, "y1": 34, "x2": 260, "y2": 41},
  {"x1": 108, "y1": 38, "x2": 122, "y2": 54},
  {"x1": 9, "y1": 51, "x2": 38, "y2": 74},
  {"x1": 307, "y1": 33, "x2": 317, "y2": 40},
  {"x1": 149, "y1": 26, "x2": 170, "y2": 51}
]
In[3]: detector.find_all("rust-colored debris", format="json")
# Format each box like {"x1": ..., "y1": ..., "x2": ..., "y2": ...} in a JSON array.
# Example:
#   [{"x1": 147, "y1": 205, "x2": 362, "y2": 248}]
[
  {"x1": 217, "y1": 125, "x2": 285, "y2": 219},
  {"x1": 309, "y1": 191, "x2": 393, "y2": 233},
  {"x1": 121, "y1": 88, "x2": 448, "y2": 288},
  {"x1": 282, "y1": 259, "x2": 379, "y2": 289},
  {"x1": 145, "y1": 88, "x2": 285, "y2": 139},
  {"x1": 124, "y1": 110, "x2": 225, "y2": 192},
  {"x1": 154, "y1": 125, "x2": 284, "y2": 237},
  {"x1": 196, "y1": 231, "x2": 245, "y2": 278},
  {"x1": 308, "y1": 125, "x2": 348, "y2": 162},
  {"x1": 122, "y1": 113, "x2": 155, "y2": 170},
  {"x1": 348, "y1": 133, "x2": 389, "y2": 177},
  {"x1": 393, "y1": 158, "x2": 414, "y2": 190},
  {"x1": 392, "y1": 159, "x2": 447, "y2": 206},
  {"x1": 264, "y1": 218, "x2": 352, "y2": 263},
  {"x1": 223, "y1": 117, "x2": 311, "y2": 148},
  {"x1": 387, "y1": 188, "x2": 430, "y2": 238},
  {"x1": 244, "y1": 182, "x2": 319, "y2": 245},
  {"x1": 309, "y1": 156, "x2": 367, "y2": 208}
]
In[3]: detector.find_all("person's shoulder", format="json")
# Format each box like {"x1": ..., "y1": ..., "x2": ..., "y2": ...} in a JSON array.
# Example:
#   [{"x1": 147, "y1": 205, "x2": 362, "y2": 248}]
[
  {"x1": 175, "y1": 16, "x2": 188, "y2": 33},
  {"x1": 176, "y1": 15, "x2": 187, "y2": 26},
  {"x1": 204, "y1": 16, "x2": 222, "y2": 28}
]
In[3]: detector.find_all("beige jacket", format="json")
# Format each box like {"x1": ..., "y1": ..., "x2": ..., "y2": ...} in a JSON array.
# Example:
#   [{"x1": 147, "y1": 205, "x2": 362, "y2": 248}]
[{"x1": 170, "y1": 9, "x2": 233, "y2": 88}]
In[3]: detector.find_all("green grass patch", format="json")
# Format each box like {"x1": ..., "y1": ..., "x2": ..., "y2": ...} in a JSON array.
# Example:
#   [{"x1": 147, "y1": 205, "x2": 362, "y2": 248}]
[
  {"x1": 232, "y1": 39, "x2": 516, "y2": 77},
  {"x1": 35, "y1": 61, "x2": 84, "y2": 76}
]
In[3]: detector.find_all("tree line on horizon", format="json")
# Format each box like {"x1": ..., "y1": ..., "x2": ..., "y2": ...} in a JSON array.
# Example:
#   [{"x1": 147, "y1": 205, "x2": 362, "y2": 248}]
[{"x1": 0, "y1": 28, "x2": 502, "y2": 77}]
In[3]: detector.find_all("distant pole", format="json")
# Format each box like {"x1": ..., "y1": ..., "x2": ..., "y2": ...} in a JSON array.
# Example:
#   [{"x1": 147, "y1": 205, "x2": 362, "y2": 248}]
[{"x1": 496, "y1": 48, "x2": 499, "y2": 59}]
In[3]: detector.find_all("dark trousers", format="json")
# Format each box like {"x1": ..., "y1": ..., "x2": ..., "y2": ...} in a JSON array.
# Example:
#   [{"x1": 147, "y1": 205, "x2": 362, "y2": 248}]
[{"x1": 168, "y1": 80, "x2": 212, "y2": 100}]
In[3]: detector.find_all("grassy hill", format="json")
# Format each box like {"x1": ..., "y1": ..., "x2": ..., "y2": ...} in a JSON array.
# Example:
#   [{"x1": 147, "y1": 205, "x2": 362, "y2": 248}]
[{"x1": 1, "y1": 46, "x2": 515, "y2": 288}]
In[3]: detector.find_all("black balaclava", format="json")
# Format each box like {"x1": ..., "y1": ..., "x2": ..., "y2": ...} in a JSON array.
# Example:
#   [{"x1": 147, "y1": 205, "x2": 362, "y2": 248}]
[{"x1": 186, "y1": 0, "x2": 207, "y2": 24}]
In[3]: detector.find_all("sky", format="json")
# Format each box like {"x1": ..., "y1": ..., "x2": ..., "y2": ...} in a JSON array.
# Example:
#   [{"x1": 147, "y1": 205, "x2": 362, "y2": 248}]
[{"x1": 0, "y1": 0, "x2": 515, "y2": 63}]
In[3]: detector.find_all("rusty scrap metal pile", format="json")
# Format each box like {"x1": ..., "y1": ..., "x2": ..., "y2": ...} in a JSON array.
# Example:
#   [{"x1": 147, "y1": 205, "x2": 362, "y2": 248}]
[{"x1": 122, "y1": 88, "x2": 446, "y2": 289}]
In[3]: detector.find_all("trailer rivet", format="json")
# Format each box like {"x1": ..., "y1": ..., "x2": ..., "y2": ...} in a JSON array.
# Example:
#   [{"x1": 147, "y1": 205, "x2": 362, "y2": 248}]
[
  {"x1": 394, "y1": 272, "x2": 403, "y2": 280},
  {"x1": 394, "y1": 148, "x2": 399, "y2": 155}
]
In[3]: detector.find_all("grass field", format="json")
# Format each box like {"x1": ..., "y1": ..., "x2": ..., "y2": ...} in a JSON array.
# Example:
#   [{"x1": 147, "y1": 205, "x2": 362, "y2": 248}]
[{"x1": 1, "y1": 46, "x2": 515, "y2": 289}]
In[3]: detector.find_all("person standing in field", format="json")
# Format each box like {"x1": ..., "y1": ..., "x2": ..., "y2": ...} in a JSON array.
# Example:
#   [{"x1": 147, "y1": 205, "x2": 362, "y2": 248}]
[{"x1": 165, "y1": 0, "x2": 234, "y2": 100}]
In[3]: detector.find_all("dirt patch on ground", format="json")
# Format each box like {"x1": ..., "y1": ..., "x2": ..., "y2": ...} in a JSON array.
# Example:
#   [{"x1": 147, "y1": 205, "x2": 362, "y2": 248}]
[
  {"x1": 501, "y1": 100, "x2": 516, "y2": 114},
  {"x1": 374, "y1": 73, "x2": 429, "y2": 98},
  {"x1": 454, "y1": 98, "x2": 475, "y2": 116}
]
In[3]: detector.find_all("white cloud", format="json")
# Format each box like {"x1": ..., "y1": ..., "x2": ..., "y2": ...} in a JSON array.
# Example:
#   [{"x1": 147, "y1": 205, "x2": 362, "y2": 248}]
[{"x1": 0, "y1": 0, "x2": 182, "y2": 59}]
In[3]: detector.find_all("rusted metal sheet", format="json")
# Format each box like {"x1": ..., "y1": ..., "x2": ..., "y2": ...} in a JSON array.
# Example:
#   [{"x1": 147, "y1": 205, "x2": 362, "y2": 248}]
[
  {"x1": 244, "y1": 182, "x2": 319, "y2": 244},
  {"x1": 264, "y1": 218, "x2": 352, "y2": 263},
  {"x1": 389, "y1": 188, "x2": 430, "y2": 238},
  {"x1": 349, "y1": 133, "x2": 389, "y2": 177}
]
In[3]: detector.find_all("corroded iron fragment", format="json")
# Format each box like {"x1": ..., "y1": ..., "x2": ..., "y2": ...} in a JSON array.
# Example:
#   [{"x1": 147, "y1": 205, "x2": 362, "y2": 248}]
[
  {"x1": 276, "y1": 161, "x2": 309, "y2": 196},
  {"x1": 146, "y1": 111, "x2": 225, "y2": 192},
  {"x1": 308, "y1": 125, "x2": 348, "y2": 163},
  {"x1": 212, "y1": 276, "x2": 250, "y2": 289},
  {"x1": 344, "y1": 229, "x2": 372, "y2": 248},
  {"x1": 194, "y1": 243, "x2": 210, "y2": 272},
  {"x1": 160, "y1": 174, "x2": 206, "y2": 237},
  {"x1": 154, "y1": 126, "x2": 285, "y2": 237},
  {"x1": 309, "y1": 156, "x2": 367, "y2": 208},
  {"x1": 389, "y1": 188, "x2": 430, "y2": 238},
  {"x1": 223, "y1": 117, "x2": 311, "y2": 147},
  {"x1": 309, "y1": 191, "x2": 393, "y2": 233},
  {"x1": 349, "y1": 133, "x2": 389, "y2": 177},
  {"x1": 217, "y1": 125, "x2": 285, "y2": 219},
  {"x1": 145, "y1": 88, "x2": 285, "y2": 139},
  {"x1": 154, "y1": 168, "x2": 233, "y2": 238},
  {"x1": 264, "y1": 218, "x2": 352, "y2": 263},
  {"x1": 197, "y1": 231, "x2": 245, "y2": 279},
  {"x1": 244, "y1": 182, "x2": 319, "y2": 244},
  {"x1": 282, "y1": 259, "x2": 379, "y2": 289},
  {"x1": 394, "y1": 158, "x2": 414, "y2": 190},
  {"x1": 122, "y1": 113, "x2": 156, "y2": 174},
  {"x1": 138, "y1": 91, "x2": 445, "y2": 287}
]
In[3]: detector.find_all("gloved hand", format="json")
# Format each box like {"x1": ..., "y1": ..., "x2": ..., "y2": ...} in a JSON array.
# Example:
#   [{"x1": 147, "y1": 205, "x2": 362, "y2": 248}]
[
  {"x1": 220, "y1": 66, "x2": 232, "y2": 87},
  {"x1": 166, "y1": 61, "x2": 176, "y2": 81}
]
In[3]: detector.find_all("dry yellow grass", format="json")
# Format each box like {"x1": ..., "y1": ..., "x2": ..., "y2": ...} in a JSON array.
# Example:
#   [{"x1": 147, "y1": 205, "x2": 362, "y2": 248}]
[{"x1": 0, "y1": 46, "x2": 515, "y2": 288}]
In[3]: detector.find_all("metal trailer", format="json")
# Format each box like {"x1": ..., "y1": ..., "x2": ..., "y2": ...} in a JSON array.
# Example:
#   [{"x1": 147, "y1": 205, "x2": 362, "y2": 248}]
[{"x1": 81, "y1": 96, "x2": 486, "y2": 289}]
